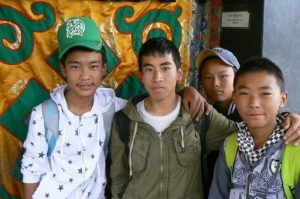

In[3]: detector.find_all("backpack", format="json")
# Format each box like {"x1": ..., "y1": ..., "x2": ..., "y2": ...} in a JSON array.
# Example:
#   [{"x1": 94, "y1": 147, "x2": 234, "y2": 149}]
[
  {"x1": 225, "y1": 132, "x2": 300, "y2": 199},
  {"x1": 41, "y1": 98, "x2": 115, "y2": 157}
]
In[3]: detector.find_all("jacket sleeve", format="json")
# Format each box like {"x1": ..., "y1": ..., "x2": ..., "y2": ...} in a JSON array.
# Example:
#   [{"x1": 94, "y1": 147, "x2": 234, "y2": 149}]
[
  {"x1": 205, "y1": 106, "x2": 236, "y2": 151},
  {"x1": 109, "y1": 114, "x2": 130, "y2": 199},
  {"x1": 21, "y1": 105, "x2": 50, "y2": 183},
  {"x1": 208, "y1": 143, "x2": 231, "y2": 199}
]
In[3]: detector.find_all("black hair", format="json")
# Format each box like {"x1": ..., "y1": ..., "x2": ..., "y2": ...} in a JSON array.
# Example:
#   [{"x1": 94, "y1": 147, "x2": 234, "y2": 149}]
[
  {"x1": 138, "y1": 37, "x2": 181, "y2": 72},
  {"x1": 234, "y1": 57, "x2": 285, "y2": 92},
  {"x1": 60, "y1": 46, "x2": 107, "y2": 66}
]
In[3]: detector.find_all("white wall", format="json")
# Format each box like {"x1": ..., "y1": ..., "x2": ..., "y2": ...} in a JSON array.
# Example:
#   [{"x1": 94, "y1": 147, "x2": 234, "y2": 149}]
[{"x1": 263, "y1": 0, "x2": 300, "y2": 114}]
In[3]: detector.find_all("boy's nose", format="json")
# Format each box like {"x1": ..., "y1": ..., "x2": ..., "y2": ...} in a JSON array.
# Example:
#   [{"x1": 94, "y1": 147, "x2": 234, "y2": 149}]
[
  {"x1": 249, "y1": 95, "x2": 260, "y2": 108},
  {"x1": 80, "y1": 67, "x2": 91, "y2": 80},
  {"x1": 153, "y1": 70, "x2": 163, "y2": 82},
  {"x1": 212, "y1": 77, "x2": 221, "y2": 87}
]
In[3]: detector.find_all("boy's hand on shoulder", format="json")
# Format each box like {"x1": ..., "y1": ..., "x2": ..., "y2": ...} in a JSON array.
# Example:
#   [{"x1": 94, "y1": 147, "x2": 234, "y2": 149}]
[
  {"x1": 283, "y1": 112, "x2": 300, "y2": 146},
  {"x1": 181, "y1": 86, "x2": 210, "y2": 121}
]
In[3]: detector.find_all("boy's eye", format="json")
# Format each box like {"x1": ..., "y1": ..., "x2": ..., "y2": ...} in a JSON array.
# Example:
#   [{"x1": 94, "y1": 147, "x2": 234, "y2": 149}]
[
  {"x1": 162, "y1": 66, "x2": 171, "y2": 71},
  {"x1": 262, "y1": 92, "x2": 272, "y2": 96},
  {"x1": 143, "y1": 67, "x2": 153, "y2": 72},
  {"x1": 221, "y1": 74, "x2": 229, "y2": 78},
  {"x1": 239, "y1": 91, "x2": 248, "y2": 95},
  {"x1": 202, "y1": 75, "x2": 212, "y2": 80},
  {"x1": 90, "y1": 65, "x2": 100, "y2": 70},
  {"x1": 70, "y1": 65, "x2": 79, "y2": 70}
]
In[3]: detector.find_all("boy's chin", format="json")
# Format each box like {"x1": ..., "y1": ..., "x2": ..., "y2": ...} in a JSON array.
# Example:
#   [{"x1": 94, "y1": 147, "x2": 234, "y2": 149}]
[
  {"x1": 74, "y1": 88, "x2": 97, "y2": 98},
  {"x1": 147, "y1": 94, "x2": 167, "y2": 101}
]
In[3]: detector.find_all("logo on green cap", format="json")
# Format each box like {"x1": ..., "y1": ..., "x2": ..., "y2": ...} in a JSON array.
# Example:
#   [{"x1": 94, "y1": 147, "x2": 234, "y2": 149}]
[{"x1": 66, "y1": 18, "x2": 85, "y2": 38}]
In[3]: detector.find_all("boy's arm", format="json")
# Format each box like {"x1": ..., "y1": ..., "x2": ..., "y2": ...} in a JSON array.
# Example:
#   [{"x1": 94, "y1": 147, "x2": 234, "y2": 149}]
[
  {"x1": 21, "y1": 105, "x2": 50, "y2": 185},
  {"x1": 178, "y1": 86, "x2": 210, "y2": 121},
  {"x1": 208, "y1": 143, "x2": 231, "y2": 199},
  {"x1": 205, "y1": 106, "x2": 236, "y2": 151},
  {"x1": 24, "y1": 183, "x2": 39, "y2": 199},
  {"x1": 283, "y1": 112, "x2": 300, "y2": 145},
  {"x1": 109, "y1": 114, "x2": 130, "y2": 199}
]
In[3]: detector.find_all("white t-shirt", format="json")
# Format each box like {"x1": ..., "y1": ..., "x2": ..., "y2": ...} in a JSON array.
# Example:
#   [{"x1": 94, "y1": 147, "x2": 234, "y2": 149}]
[{"x1": 137, "y1": 96, "x2": 181, "y2": 133}]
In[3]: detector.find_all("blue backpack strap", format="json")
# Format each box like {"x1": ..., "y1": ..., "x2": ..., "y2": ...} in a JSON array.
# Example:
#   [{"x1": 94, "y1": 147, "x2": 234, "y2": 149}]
[
  {"x1": 102, "y1": 103, "x2": 115, "y2": 153},
  {"x1": 41, "y1": 99, "x2": 59, "y2": 157}
]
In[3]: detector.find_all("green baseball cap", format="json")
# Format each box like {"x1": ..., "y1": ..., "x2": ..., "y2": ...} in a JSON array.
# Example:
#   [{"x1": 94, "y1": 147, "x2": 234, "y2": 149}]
[{"x1": 57, "y1": 16, "x2": 103, "y2": 60}]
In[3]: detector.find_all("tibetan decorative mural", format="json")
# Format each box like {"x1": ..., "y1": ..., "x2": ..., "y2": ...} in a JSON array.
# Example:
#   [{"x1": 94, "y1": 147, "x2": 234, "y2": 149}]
[{"x1": 0, "y1": 0, "x2": 192, "y2": 198}]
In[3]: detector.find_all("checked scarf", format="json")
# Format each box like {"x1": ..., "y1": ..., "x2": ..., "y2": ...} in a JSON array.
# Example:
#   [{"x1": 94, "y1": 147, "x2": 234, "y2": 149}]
[{"x1": 236, "y1": 114, "x2": 287, "y2": 164}]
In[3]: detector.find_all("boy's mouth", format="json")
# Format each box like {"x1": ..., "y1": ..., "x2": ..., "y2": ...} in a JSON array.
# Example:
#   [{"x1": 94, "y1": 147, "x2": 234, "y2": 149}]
[
  {"x1": 77, "y1": 83, "x2": 93, "y2": 90},
  {"x1": 208, "y1": 89, "x2": 223, "y2": 94},
  {"x1": 247, "y1": 112, "x2": 263, "y2": 118}
]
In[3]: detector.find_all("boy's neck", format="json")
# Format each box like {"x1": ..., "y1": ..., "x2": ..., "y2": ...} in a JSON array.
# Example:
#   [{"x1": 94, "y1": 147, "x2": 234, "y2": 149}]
[
  {"x1": 248, "y1": 121, "x2": 277, "y2": 149},
  {"x1": 65, "y1": 91, "x2": 94, "y2": 116},
  {"x1": 144, "y1": 94, "x2": 178, "y2": 116},
  {"x1": 214, "y1": 99, "x2": 232, "y2": 115}
]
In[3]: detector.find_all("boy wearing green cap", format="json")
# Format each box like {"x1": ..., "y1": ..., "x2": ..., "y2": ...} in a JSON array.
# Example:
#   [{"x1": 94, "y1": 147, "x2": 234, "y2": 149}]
[
  {"x1": 21, "y1": 17, "x2": 208, "y2": 199},
  {"x1": 21, "y1": 16, "x2": 124, "y2": 199}
]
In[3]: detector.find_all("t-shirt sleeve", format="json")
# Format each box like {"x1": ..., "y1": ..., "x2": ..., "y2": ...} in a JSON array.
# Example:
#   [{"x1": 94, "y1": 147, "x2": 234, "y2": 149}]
[
  {"x1": 21, "y1": 104, "x2": 51, "y2": 183},
  {"x1": 114, "y1": 97, "x2": 127, "y2": 112}
]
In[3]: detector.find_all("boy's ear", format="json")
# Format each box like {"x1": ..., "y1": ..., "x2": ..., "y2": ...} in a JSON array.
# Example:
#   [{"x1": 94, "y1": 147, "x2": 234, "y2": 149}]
[
  {"x1": 232, "y1": 90, "x2": 236, "y2": 102},
  {"x1": 280, "y1": 91, "x2": 288, "y2": 107},
  {"x1": 102, "y1": 63, "x2": 107, "y2": 74},
  {"x1": 59, "y1": 62, "x2": 67, "y2": 77},
  {"x1": 101, "y1": 63, "x2": 107, "y2": 78},
  {"x1": 177, "y1": 68, "x2": 183, "y2": 82}
]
